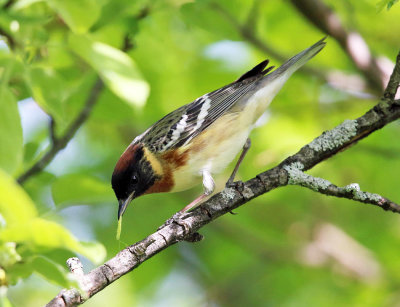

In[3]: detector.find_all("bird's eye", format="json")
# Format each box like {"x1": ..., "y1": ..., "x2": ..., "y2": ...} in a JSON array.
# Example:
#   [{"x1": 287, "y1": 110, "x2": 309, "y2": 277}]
[{"x1": 132, "y1": 175, "x2": 139, "y2": 184}]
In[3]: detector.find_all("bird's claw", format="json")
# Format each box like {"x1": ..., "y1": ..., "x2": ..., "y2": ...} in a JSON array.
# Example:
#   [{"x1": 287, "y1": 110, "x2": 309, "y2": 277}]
[
  {"x1": 225, "y1": 181, "x2": 243, "y2": 216},
  {"x1": 225, "y1": 180, "x2": 245, "y2": 192},
  {"x1": 160, "y1": 212, "x2": 190, "y2": 233},
  {"x1": 159, "y1": 212, "x2": 203, "y2": 242}
]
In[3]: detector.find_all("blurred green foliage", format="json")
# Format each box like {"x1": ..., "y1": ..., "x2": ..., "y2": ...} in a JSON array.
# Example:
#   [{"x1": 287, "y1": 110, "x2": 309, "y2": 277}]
[
  {"x1": 0, "y1": 0, "x2": 400, "y2": 306},
  {"x1": 377, "y1": 0, "x2": 399, "y2": 10}
]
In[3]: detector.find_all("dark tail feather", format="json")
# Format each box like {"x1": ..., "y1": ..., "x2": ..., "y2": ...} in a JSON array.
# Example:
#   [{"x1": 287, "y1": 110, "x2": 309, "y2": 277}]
[
  {"x1": 236, "y1": 59, "x2": 273, "y2": 82},
  {"x1": 262, "y1": 65, "x2": 275, "y2": 75}
]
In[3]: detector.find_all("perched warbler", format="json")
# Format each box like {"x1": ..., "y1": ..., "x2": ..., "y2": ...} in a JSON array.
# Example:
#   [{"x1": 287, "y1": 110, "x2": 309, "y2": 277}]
[{"x1": 112, "y1": 38, "x2": 326, "y2": 220}]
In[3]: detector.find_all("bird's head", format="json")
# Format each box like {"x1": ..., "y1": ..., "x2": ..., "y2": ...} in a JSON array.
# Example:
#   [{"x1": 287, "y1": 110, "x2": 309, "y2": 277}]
[{"x1": 111, "y1": 143, "x2": 166, "y2": 220}]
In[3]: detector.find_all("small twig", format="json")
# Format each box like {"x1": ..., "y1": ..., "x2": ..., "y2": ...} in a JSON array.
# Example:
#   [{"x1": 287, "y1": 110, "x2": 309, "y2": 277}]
[
  {"x1": 3, "y1": 0, "x2": 15, "y2": 9},
  {"x1": 284, "y1": 162, "x2": 400, "y2": 213},
  {"x1": 49, "y1": 116, "x2": 57, "y2": 145},
  {"x1": 383, "y1": 51, "x2": 400, "y2": 100},
  {"x1": 67, "y1": 257, "x2": 84, "y2": 278}
]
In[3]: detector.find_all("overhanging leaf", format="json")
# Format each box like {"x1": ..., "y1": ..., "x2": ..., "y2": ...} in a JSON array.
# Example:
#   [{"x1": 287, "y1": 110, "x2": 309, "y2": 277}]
[
  {"x1": 0, "y1": 218, "x2": 106, "y2": 264},
  {"x1": 46, "y1": 0, "x2": 101, "y2": 33},
  {"x1": 31, "y1": 256, "x2": 70, "y2": 287},
  {"x1": 0, "y1": 89, "x2": 23, "y2": 175},
  {"x1": 26, "y1": 66, "x2": 69, "y2": 125},
  {"x1": 377, "y1": 0, "x2": 399, "y2": 11},
  {"x1": 52, "y1": 173, "x2": 115, "y2": 206},
  {"x1": 69, "y1": 34, "x2": 150, "y2": 107},
  {"x1": 0, "y1": 169, "x2": 37, "y2": 227}
]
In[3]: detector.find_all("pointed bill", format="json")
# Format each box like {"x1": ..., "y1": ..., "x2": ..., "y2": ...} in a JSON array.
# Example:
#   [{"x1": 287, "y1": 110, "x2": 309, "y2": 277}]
[{"x1": 118, "y1": 191, "x2": 135, "y2": 220}]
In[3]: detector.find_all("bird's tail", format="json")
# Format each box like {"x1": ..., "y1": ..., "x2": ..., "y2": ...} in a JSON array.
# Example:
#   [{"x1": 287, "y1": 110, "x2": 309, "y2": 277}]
[
  {"x1": 243, "y1": 37, "x2": 326, "y2": 120},
  {"x1": 260, "y1": 37, "x2": 326, "y2": 87}
]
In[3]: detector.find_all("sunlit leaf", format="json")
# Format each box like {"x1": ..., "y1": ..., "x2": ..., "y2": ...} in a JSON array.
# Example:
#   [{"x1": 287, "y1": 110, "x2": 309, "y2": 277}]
[
  {"x1": 0, "y1": 242, "x2": 21, "y2": 269},
  {"x1": 52, "y1": 173, "x2": 115, "y2": 206},
  {"x1": 0, "y1": 171, "x2": 105, "y2": 264},
  {"x1": 377, "y1": 0, "x2": 399, "y2": 11},
  {"x1": 78, "y1": 241, "x2": 107, "y2": 264},
  {"x1": 0, "y1": 296, "x2": 13, "y2": 307},
  {"x1": 31, "y1": 256, "x2": 70, "y2": 287},
  {"x1": 0, "y1": 218, "x2": 106, "y2": 264},
  {"x1": 12, "y1": 0, "x2": 44, "y2": 10},
  {"x1": 26, "y1": 66, "x2": 68, "y2": 124},
  {"x1": 387, "y1": 0, "x2": 399, "y2": 9},
  {"x1": 5, "y1": 260, "x2": 34, "y2": 286},
  {"x1": 46, "y1": 0, "x2": 101, "y2": 33},
  {"x1": 0, "y1": 169, "x2": 37, "y2": 226},
  {"x1": 69, "y1": 34, "x2": 150, "y2": 107},
  {"x1": 22, "y1": 142, "x2": 41, "y2": 165},
  {"x1": 0, "y1": 89, "x2": 23, "y2": 175}
]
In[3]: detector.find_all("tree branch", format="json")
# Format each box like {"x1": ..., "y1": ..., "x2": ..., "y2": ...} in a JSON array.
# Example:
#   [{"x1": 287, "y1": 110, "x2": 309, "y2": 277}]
[
  {"x1": 46, "y1": 50, "x2": 400, "y2": 307},
  {"x1": 290, "y1": 0, "x2": 392, "y2": 93}
]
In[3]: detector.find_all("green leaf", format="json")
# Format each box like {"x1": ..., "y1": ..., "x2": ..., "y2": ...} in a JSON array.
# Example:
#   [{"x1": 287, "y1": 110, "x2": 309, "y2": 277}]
[
  {"x1": 52, "y1": 173, "x2": 115, "y2": 206},
  {"x1": 69, "y1": 34, "x2": 150, "y2": 107},
  {"x1": 5, "y1": 254, "x2": 73, "y2": 288},
  {"x1": 0, "y1": 169, "x2": 38, "y2": 227},
  {"x1": 0, "y1": 218, "x2": 106, "y2": 264},
  {"x1": 0, "y1": 89, "x2": 23, "y2": 175},
  {"x1": 387, "y1": 0, "x2": 399, "y2": 9},
  {"x1": 22, "y1": 142, "x2": 41, "y2": 165},
  {"x1": 31, "y1": 256, "x2": 70, "y2": 287},
  {"x1": 377, "y1": 0, "x2": 399, "y2": 11},
  {"x1": 12, "y1": 0, "x2": 44, "y2": 10},
  {"x1": 0, "y1": 170, "x2": 105, "y2": 264},
  {"x1": 0, "y1": 242, "x2": 21, "y2": 269},
  {"x1": 46, "y1": 0, "x2": 101, "y2": 33},
  {"x1": 0, "y1": 296, "x2": 13, "y2": 307},
  {"x1": 5, "y1": 259, "x2": 34, "y2": 285},
  {"x1": 26, "y1": 66, "x2": 68, "y2": 124}
]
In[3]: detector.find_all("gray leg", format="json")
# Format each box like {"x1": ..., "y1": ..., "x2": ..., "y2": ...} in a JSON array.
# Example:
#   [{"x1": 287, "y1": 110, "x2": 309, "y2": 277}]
[{"x1": 226, "y1": 138, "x2": 251, "y2": 187}]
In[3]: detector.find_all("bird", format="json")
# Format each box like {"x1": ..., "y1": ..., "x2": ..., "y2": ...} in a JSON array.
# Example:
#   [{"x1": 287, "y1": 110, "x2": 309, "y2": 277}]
[{"x1": 112, "y1": 38, "x2": 326, "y2": 220}]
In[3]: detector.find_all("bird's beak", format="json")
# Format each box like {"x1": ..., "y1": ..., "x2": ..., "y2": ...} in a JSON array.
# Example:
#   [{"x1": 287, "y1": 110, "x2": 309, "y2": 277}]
[{"x1": 118, "y1": 191, "x2": 135, "y2": 220}]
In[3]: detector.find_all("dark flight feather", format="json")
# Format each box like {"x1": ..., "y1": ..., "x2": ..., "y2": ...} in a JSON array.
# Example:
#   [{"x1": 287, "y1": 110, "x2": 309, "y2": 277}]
[{"x1": 139, "y1": 59, "x2": 275, "y2": 152}]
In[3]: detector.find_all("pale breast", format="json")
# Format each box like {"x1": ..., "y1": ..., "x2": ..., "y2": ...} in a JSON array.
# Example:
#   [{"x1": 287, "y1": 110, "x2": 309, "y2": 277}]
[{"x1": 170, "y1": 112, "x2": 253, "y2": 192}]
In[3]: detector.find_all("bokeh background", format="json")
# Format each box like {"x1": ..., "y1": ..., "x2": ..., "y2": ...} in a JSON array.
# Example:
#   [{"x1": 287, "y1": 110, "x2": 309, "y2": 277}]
[{"x1": 1, "y1": 0, "x2": 400, "y2": 306}]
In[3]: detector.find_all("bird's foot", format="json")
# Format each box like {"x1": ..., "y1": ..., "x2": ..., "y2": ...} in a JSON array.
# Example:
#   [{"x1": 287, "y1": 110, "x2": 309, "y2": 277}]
[
  {"x1": 225, "y1": 180, "x2": 244, "y2": 215},
  {"x1": 161, "y1": 212, "x2": 185, "y2": 227},
  {"x1": 159, "y1": 212, "x2": 203, "y2": 242},
  {"x1": 225, "y1": 179, "x2": 245, "y2": 192},
  {"x1": 160, "y1": 212, "x2": 191, "y2": 235}
]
